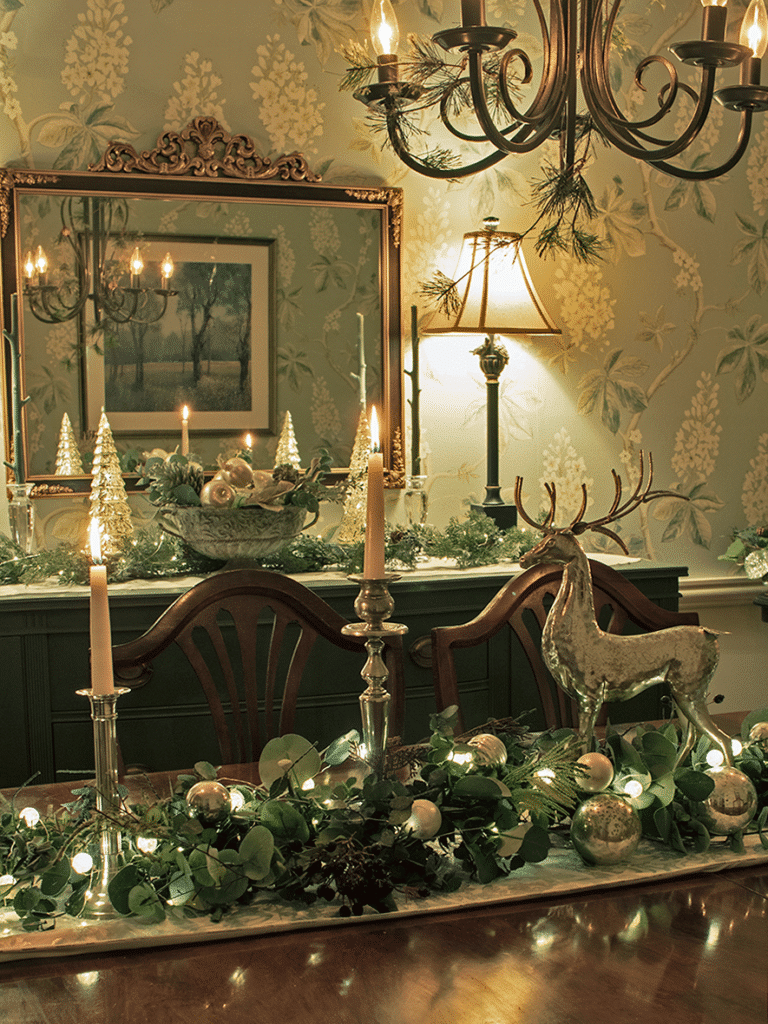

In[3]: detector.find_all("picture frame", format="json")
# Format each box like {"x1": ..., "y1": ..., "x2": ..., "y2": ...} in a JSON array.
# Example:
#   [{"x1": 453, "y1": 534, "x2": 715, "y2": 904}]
[{"x1": 84, "y1": 234, "x2": 276, "y2": 438}]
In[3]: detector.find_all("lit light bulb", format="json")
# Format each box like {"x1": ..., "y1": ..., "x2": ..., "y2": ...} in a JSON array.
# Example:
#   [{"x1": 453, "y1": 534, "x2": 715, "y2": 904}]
[
  {"x1": 129, "y1": 246, "x2": 144, "y2": 278},
  {"x1": 301, "y1": 778, "x2": 316, "y2": 791},
  {"x1": 534, "y1": 767, "x2": 556, "y2": 784},
  {"x1": 706, "y1": 747, "x2": 726, "y2": 768},
  {"x1": 160, "y1": 252, "x2": 174, "y2": 283},
  {"x1": 136, "y1": 836, "x2": 158, "y2": 854},
  {"x1": 71, "y1": 851, "x2": 94, "y2": 874},
  {"x1": 19, "y1": 807, "x2": 40, "y2": 827},
  {"x1": 229, "y1": 790, "x2": 246, "y2": 811},
  {"x1": 23, "y1": 250, "x2": 35, "y2": 280},
  {"x1": 731, "y1": 738, "x2": 743, "y2": 757},
  {"x1": 740, "y1": 0, "x2": 768, "y2": 57},
  {"x1": 370, "y1": 0, "x2": 399, "y2": 56},
  {"x1": 624, "y1": 780, "x2": 644, "y2": 799},
  {"x1": 34, "y1": 245, "x2": 48, "y2": 276},
  {"x1": 701, "y1": 0, "x2": 727, "y2": 7},
  {"x1": 0, "y1": 874, "x2": 17, "y2": 887}
]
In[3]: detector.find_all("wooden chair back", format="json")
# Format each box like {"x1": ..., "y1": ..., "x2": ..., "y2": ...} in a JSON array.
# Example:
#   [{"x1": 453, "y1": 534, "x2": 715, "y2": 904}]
[
  {"x1": 431, "y1": 559, "x2": 699, "y2": 733},
  {"x1": 112, "y1": 569, "x2": 405, "y2": 764}
]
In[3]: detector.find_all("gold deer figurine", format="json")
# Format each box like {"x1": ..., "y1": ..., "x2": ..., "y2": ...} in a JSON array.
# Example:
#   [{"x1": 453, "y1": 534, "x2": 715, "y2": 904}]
[{"x1": 515, "y1": 454, "x2": 733, "y2": 767}]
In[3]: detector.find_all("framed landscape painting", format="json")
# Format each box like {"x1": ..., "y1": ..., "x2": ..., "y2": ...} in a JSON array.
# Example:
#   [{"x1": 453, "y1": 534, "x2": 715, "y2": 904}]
[{"x1": 84, "y1": 235, "x2": 275, "y2": 437}]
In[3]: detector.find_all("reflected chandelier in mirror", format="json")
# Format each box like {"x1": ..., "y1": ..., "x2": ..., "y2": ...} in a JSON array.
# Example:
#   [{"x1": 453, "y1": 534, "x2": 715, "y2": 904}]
[{"x1": 1, "y1": 117, "x2": 404, "y2": 488}]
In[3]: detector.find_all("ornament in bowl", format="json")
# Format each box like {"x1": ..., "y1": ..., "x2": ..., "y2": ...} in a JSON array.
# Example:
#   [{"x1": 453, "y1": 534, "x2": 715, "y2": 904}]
[{"x1": 136, "y1": 449, "x2": 336, "y2": 563}]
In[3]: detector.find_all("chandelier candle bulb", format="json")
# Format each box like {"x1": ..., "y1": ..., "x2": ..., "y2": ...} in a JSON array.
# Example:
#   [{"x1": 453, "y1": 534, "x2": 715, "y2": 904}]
[
  {"x1": 702, "y1": 0, "x2": 728, "y2": 43},
  {"x1": 129, "y1": 246, "x2": 144, "y2": 288},
  {"x1": 160, "y1": 252, "x2": 174, "y2": 288},
  {"x1": 88, "y1": 519, "x2": 114, "y2": 696},
  {"x1": 371, "y1": 0, "x2": 399, "y2": 81},
  {"x1": 364, "y1": 406, "x2": 386, "y2": 579},
  {"x1": 181, "y1": 405, "x2": 189, "y2": 456}
]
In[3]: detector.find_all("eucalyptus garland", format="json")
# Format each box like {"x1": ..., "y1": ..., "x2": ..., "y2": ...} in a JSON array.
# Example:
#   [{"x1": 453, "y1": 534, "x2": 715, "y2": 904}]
[
  {"x1": 2, "y1": 708, "x2": 767, "y2": 933},
  {"x1": 0, "y1": 509, "x2": 535, "y2": 586}
]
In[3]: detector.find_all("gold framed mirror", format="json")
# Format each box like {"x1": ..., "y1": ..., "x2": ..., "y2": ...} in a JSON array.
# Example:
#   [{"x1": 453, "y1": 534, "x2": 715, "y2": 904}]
[{"x1": 1, "y1": 118, "x2": 403, "y2": 490}]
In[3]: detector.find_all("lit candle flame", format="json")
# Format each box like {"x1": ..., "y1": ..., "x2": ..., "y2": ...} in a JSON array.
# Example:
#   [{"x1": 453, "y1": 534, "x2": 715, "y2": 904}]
[
  {"x1": 89, "y1": 518, "x2": 103, "y2": 564},
  {"x1": 182, "y1": 405, "x2": 189, "y2": 422},
  {"x1": 160, "y1": 252, "x2": 174, "y2": 283},
  {"x1": 34, "y1": 245, "x2": 48, "y2": 276},
  {"x1": 370, "y1": 405, "x2": 380, "y2": 453}
]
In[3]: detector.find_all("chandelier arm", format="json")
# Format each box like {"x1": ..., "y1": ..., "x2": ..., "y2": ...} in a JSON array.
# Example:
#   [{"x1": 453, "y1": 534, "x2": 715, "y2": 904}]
[
  {"x1": 494, "y1": 0, "x2": 565, "y2": 128},
  {"x1": 384, "y1": 112, "x2": 512, "y2": 178},
  {"x1": 584, "y1": 64, "x2": 718, "y2": 163},
  {"x1": 439, "y1": 80, "x2": 525, "y2": 143},
  {"x1": 466, "y1": 49, "x2": 568, "y2": 156},
  {"x1": 648, "y1": 111, "x2": 753, "y2": 179}
]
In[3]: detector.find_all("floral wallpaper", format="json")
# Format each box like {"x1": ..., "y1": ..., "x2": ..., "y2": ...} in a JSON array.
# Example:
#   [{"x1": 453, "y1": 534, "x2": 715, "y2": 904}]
[{"x1": 1, "y1": 0, "x2": 767, "y2": 577}]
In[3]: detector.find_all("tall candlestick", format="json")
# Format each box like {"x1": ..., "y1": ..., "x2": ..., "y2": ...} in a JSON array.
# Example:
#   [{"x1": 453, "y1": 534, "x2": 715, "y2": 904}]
[
  {"x1": 409, "y1": 304, "x2": 421, "y2": 477},
  {"x1": 89, "y1": 519, "x2": 115, "y2": 696},
  {"x1": 181, "y1": 404, "x2": 189, "y2": 456},
  {"x1": 364, "y1": 406, "x2": 386, "y2": 579},
  {"x1": 357, "y1": 312, "x2": 367, "y2": 406}
]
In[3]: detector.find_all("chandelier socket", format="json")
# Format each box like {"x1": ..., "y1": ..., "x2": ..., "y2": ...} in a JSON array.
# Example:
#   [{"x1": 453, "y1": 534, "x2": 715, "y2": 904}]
[
  {"x1": 669, "y1": 39, "x2": 750, "y2": 67},
  {"x1": 433, "y1": 25, "x2": 516, "y2": 53}
]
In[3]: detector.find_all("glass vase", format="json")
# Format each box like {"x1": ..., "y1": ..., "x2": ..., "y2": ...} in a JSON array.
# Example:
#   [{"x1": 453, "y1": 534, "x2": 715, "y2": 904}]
[
  {"x1": 9, "y1": 482, "x2": 35, "y2": 554},
  {"x1": 404, "y1": 475, "x2": 428, "y2": 528}
]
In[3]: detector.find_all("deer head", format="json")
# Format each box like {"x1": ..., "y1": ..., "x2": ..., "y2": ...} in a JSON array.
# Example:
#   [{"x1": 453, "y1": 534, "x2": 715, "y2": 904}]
[{"x1": 515, "y1": 452, "x2": 684, "y2": 561}]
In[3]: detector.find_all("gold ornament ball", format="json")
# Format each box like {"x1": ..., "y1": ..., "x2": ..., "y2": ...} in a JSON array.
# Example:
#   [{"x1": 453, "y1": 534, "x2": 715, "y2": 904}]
[
  {"x1": 696, "y1": 767, "x2": 758, "y2": 835},
  {"x1": 575, "y1": 751, "x2": 615, "y2": 792},
  {"x1": 747, "y1": 721, "x2": 768, "y2": 751},
  {"x1": 570, "y1": 793, "x2": 642, "y2": 866},
  {"x1": 404, "y1": 799, "x2": 442, "y2": 840},
  {"x1": 200, "y1": 479, "x2": 236, "y2": 508},
  {"x1": 220, "y1": 457, "x2": 254, "y2": 488},
  {"x1": 467, "y1": 733, "x2": 508, "y2": 767},
  {"x1": 186, "y1": 780, "x2": 231, "y2": 824}
]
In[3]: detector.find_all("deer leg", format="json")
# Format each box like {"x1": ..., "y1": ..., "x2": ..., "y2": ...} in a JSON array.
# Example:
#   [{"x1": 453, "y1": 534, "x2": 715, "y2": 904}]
[
  {"x1": 577, "y1": 699, "x2": 601, "y2": 754},
  {"x1": 674, "y1": 695, "x2": 733, "y2": 768}
]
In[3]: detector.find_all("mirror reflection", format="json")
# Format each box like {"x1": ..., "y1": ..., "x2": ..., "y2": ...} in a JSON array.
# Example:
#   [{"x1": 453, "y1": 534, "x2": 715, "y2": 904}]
[{"x1": 3, "y1": 135, "x2": 402, "y2": 485}]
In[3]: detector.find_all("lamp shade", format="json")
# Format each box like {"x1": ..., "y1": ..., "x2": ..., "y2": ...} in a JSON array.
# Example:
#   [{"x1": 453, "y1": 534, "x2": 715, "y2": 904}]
[{"x1": 422, "y1": 219, "x2": 560, "y2": 337}]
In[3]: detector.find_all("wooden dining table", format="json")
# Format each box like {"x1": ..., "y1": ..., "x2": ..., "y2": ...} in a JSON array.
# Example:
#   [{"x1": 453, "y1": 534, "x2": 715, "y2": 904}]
[{"x1": 1, "y1": 757, "x2": 766, "y2": 1024}]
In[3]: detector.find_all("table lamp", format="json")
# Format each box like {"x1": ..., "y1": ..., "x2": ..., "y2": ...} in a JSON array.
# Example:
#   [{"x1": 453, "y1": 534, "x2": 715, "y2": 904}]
[{"x1": 422, "y1": 217, "x2": 560, "y2": 529}]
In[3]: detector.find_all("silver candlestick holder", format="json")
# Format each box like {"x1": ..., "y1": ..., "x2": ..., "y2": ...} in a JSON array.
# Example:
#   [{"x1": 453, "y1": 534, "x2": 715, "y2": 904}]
[
  {"x1": 342, "y1": 575, "x2": 408, "y2": 776},
  {"x1": 76, "y1": 687, "x2": 130, "y2": 918}
]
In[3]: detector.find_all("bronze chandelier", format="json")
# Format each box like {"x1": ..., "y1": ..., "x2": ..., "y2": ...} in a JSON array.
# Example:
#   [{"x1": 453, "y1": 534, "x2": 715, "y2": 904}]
[{"x1": 352, "y1": 0, "x2": 768, "y2": 181}]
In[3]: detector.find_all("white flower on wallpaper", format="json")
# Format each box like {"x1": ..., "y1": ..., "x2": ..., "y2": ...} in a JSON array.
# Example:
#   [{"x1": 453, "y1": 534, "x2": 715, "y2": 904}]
[
  {"x1": 164, "y1": 52, "x2": 227, "y2": 132},
  {"x1": 742, "y1": 432, "x2": 768, "y2": 525},
  {"x1": 0, "y1": 29, "x2": 20, "y2": 121},
  {"x1": 222, "y1": 211, "x2": 253, "y2": 236},
  {"x1": 673, "y1": 91, "x2": 723, "y2": 156},
  {"x1": 746, "y1": 121, "x2": 768, "y2": 216},
  {"x1": 276, "y1": 0, "x2": 360, "y2": 65},
  {"x1": 672, "y1": 247, "x2": 702, "y2": 293},
  {"x1": 61, "y1": 0, "x2": 132, "y2": 103},
  {"x1": 539, "y1": 429, "x2": 593, "y2": 526},
  {"x1": 251, "y1": 36, "x2": 324, "y2": 154},
  {"x1": 310, "y1": 208, "x2": 340, "y2": 257},
  {"x1": 272, "y1": 224, "x2": 297, "y2": 289},
  {"x1": 402, "y1": 185, "x2": 452, "y2": 306},
  {"x1": 311, "y1": 376, "x2": 341, "y2": 441},
  {"x1": 671, "y1": 372, "x2": 721, "y2": 487},
  {"x1": 45, "y1": 322, "x2": 77, "y2": 364},
  {"x1": 553, "y1": 257, "x2": 615, "y2": 351}
]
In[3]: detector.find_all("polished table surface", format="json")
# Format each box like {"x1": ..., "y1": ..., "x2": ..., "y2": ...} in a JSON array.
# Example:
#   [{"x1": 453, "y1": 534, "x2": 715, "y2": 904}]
[{"x1": 1, "y1": 863, "x2": 766, "y2": 1024}]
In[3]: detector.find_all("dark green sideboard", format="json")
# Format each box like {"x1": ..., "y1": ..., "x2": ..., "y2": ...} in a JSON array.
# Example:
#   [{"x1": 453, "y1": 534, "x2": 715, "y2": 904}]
[{"x1": 0, "y1": 561, "x2": 689, "y2": 786}]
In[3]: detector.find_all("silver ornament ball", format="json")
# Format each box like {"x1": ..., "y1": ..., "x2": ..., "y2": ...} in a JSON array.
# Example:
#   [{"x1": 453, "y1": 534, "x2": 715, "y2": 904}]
[
  {"x1": 696, "y1": 767, "x2": 758, "y2": 835},
  {"x1": 467, "y1": 733, "x2": 508, "y2": 767},
  {"x1": 404, "y1": 799, "x2": 442, "y2": 840},
  {"x1": 570, "y1": 793, "x2": 642, "y2": 866},
  {"x1": 186, "y1": 780, "x2": 231, "y2": 823}
]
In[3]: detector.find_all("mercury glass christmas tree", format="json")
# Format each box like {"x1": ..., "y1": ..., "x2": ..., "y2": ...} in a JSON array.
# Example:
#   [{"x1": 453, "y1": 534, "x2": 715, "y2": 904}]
[
  {"x1": 54, "y1": 412, "x2": 84, "y2": 475},
  {"x1": 274, "y1": 410, "x2": 301, "y2": 469},
  {"x1": 336, "y1": 409, "x2": 371, "y2": 544},
  {"x1": 89, "y1": 410, "x2": 133, "y2": 554}
]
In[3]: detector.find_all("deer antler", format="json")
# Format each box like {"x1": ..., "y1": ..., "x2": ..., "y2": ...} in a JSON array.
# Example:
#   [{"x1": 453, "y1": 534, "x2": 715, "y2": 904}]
[{"x1": 514, "y1": 452, "x2": 687, "y2": 552}]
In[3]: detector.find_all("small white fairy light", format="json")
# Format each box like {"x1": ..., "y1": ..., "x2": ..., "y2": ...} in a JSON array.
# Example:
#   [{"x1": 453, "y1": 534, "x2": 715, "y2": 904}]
[
  {"x1": 731, "y1": 738, "x2": 743, "y2": 757},
  {"x1": 136, "y1": 836, "x2": 159, "y2": 855},
  {"x1": 624, "y1": 779, "x2": 644, "y2": 799},
  {"x1": 706, "y1": 748, "x2": 726, "y2": 769},
  {"x1": 229, "y1": 790, "x2": 246, "y2": 812},
  {"x1": 19, "y1": 807, "x2": 40, "y2": 827},
  {"x1": 71, "y1": 851, "x2": 94, "y2": 874}
]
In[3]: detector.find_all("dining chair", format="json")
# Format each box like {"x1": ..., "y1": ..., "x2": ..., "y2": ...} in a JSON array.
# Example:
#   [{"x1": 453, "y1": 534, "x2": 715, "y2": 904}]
[
  {"x1": 431, "y1": 559, "x2": 700, "y2": 734},
  {"x1": 112, "y1": 569, "x2": 405, "y2": 765}
]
